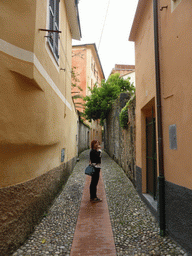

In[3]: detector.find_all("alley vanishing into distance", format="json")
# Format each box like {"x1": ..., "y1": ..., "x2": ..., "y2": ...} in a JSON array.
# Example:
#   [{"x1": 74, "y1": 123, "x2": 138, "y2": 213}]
[{"x1": 13, "y1": 150, "x2": 187, "y2": 256}]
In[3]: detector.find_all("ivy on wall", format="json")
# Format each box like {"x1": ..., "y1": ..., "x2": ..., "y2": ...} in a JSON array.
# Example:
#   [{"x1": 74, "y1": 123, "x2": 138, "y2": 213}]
[
  {"x1": 119, "y1": 94, "x2": 135, "y2": 129},
  {"x1": 83, "y1": 73, "x2": 135, "y2": 125}
]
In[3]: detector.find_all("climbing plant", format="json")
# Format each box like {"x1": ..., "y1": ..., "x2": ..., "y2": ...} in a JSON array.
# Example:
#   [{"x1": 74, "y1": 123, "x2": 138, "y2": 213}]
[
  {"x1": 119, "y1": 94, "x2": 135, "y2": 129},
  {"x1": 83, "y1": 73, "x2": 135, "y2": 125},
  {"x1": 119, "y1": 104, "x2": 129, "y2": 129}
]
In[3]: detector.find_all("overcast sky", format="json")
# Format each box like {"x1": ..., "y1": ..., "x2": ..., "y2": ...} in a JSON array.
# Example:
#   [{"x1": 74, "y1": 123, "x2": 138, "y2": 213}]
[{"x1": 72, "y1": 0, "x2": 139, "y2": 79}]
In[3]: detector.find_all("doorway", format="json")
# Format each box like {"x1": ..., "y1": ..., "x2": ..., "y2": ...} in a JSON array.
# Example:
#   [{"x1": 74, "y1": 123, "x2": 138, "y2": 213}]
[{"x1": 146, "y1": 108, "x2": 157, "y2": 199}]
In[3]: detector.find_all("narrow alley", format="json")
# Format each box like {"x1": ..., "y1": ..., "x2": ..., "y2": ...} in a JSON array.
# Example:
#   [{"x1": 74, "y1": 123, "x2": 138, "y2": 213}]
[{"x1": 13, "y1": 150, "x2": 187, "y2": 256}]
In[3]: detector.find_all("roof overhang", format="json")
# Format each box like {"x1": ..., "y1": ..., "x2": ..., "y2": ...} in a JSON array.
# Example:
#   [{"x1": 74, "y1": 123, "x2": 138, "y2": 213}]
[
  {"x1": 65, "y1": 0, "x2": 82, "y2": 40},
  {"x1": 129, "y1": 0, "x2": 147, "y2": 42}
]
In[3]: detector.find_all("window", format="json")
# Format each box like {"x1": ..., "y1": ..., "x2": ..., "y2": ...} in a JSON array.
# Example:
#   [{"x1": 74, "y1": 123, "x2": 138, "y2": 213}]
[{"x1": 49, "y1": 0, "x2": 60, "y2": 60}]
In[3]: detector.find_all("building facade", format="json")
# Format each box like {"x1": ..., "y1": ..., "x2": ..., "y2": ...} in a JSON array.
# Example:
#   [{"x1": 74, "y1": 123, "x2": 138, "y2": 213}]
[
  {"x1": 110, "y1": 64, "x2": 136, "y2": 87},
  {"x1": 72, "y1": 44, "x2": 105, "y2": 144},
  {"x1": 0, "y1": 0, "x2": 81, "y2": 254},
  {"x1": 129, "y1": 0, "x2": 192, "y2": 253}
]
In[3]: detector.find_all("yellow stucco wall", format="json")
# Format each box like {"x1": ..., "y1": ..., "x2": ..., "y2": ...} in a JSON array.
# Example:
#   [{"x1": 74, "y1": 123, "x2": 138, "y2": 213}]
[
  {"x1": 132, "y1": 0, "x2": 192, "y2": 191},
  {"x1": 159, "y1": 0, "x2": 192, "y2": 189},
  {"x1": 0, "y1": 0, "x2": 78, "y2": 188},
  {"x1": 134, "y1": 0, "x2": 157, "y2": 192},
  {"x1": 0, "y1": 0, "x2": 36, "y2": 52}
]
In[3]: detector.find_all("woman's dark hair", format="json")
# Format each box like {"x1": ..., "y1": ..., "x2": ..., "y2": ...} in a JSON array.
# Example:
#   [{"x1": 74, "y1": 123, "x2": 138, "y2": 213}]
[{"x1": 91, "y1": 140, "x2": 98, "y2": 150}]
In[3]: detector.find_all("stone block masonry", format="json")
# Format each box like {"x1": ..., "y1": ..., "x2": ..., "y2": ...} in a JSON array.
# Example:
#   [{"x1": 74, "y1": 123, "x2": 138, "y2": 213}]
[{"x1": 104, "y1": 93, "x2": 136, "y2": 184}]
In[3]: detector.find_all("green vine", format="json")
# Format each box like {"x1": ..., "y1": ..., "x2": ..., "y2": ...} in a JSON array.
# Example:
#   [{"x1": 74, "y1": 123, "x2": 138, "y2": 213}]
[
  {"x1": 120, "y1": 104, "x2": 129, "y2": 129},
  {"x1": 119, "y1": 94, "x2": 135, "y2": 129}
]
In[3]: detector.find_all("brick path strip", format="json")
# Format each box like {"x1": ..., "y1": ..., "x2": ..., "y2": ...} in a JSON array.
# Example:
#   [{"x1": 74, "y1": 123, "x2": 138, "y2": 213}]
[{"x1": 70, "y1": 172, "x2": 116, "y2": 256}]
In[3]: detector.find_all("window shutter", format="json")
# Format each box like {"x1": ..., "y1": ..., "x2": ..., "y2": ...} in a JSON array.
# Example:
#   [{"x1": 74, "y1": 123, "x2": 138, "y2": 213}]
[{"x1": 49, "y1": 0, "x2": 59, "y2": 60}]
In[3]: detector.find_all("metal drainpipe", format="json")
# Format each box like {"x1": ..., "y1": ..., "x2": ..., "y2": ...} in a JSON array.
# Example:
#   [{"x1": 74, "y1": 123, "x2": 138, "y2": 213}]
[{"x1": 153, "y1": 0, "x2": 166, "y2": 236}]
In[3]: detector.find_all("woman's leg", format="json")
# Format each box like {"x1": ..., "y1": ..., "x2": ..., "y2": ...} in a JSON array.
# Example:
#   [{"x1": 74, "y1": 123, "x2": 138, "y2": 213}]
[{"x1": 90, "y1": 169, "x2": 100, "y2": 199}]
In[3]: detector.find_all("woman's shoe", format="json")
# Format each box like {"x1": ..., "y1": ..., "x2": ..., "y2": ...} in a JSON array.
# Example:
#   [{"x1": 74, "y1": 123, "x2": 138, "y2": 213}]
[{"x1": 92, "y1": 197, "x2": 102, "y2": 202}]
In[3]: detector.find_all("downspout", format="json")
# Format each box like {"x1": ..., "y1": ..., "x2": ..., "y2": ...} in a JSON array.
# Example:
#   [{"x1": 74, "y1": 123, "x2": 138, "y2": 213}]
[{"x1": 153, "y1": 0, "x2": 166, "y2": 236}]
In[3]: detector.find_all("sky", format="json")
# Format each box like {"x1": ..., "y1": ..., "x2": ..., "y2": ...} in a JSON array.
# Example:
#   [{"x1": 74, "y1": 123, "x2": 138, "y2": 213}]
[{"x1": 72, "y1": 0, "x2": 139, "y2": 79}]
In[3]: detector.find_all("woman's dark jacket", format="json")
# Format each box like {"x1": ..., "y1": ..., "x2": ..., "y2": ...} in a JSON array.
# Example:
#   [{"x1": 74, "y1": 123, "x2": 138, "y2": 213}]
[{"x1": 90, "y1": 149, "x2": 101, "y2": 164}]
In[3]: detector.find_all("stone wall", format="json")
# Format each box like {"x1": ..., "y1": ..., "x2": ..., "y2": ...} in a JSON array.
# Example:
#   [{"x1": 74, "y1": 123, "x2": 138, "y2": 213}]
[
  {"x1": 104, "y1": 93, "x2": 136, "y2": 184},
  {"x1": 0, "y1": 157, "x2": 76, "y2": 256}
]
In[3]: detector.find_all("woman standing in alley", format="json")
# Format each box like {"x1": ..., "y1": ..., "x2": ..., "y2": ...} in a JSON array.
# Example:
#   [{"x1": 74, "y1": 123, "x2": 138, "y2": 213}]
[{"x1": 89, "y1": 140, "x2": 102, "y2": 202}]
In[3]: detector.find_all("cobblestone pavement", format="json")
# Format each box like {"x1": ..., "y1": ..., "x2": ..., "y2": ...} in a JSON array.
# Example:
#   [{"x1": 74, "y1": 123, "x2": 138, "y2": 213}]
[
  {"x1": 101, "y1": 151, "x2": 187, "y2": 256},
  {"x1": 13, "y1": 150, "x2": 187, "y2": 256}
]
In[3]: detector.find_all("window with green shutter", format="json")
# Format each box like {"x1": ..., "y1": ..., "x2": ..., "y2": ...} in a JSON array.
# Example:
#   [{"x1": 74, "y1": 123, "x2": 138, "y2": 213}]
[{"x1": 48, "y1": 0, "x2": 60, "y2": 61}]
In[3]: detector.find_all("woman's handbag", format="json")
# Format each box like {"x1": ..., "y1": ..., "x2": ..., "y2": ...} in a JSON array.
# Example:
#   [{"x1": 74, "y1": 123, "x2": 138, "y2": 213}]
[{"x1": 85, "y1": 165, "x2": 95, "y2": 176}]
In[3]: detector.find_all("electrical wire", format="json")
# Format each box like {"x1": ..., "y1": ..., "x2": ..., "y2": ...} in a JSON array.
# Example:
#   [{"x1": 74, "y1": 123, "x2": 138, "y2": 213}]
[{"x1": 98, "y1": 0, "x2": 111, "y2": 51}]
